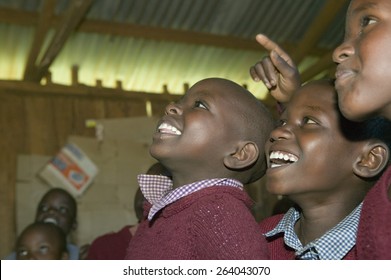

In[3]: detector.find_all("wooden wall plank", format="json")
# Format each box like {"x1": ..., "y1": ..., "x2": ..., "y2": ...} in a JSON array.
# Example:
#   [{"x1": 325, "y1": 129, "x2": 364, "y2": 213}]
[
  {"x1": 51, "y1": 96, "x2": 76, "y2": 150},
  {"x1": 73, "y1": 98, "x2": 106, "y2": 137},
  {"x1": 0, "y1": 90, "x2": 154, "y2": 259},
  {"x1": 104, "y1": 98, "x2": 147, "y2": 119},
  {"x1": 0, "y1": 93, "x2": 25, "y2": 258},
  {"x1": 23, "y1": 95, "x2": 58, "y2": 155}
]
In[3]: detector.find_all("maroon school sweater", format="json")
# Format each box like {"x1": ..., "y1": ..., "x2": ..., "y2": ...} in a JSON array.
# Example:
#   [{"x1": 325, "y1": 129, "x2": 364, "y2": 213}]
[
  {"x1": 356, "y1": 165, "x2": 391, "y2": 259},
  {"x1": 86, "y1": 225, "x2": 134, "y2": 260},
  {"x1": 125, "y1": 186, "x2": 268, "y2": 260}
]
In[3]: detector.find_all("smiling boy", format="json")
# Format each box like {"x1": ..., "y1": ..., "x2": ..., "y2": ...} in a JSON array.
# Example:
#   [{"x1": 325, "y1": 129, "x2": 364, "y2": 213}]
[
  {"x1": 259, "y1": 80, "x2": 390, "y2": 259},
  {"x1": 250, "y1": 0, "x2": 391, "y2": 256},
  {"x1": 125, "y1": 77, "x2": 274, "y2": 260}
]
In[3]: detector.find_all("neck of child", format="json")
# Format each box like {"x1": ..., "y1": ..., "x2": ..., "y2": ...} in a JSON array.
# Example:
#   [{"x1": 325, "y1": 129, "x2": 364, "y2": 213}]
[
  {"x1": 171, "y1": 176, "x2": 197, "y2": 189},
  {"x1": 295, "y1": 211, "x2": 342, "y2": 246},
  {"x1": 170, "y1": 171, "x2": 229, "y2": 189},
  {"x1": 292, "y1": 181, "x2": 372, "y2": 245},
  {"x1": 294, "y1": 199, "x2": 363, "y2": 246}
]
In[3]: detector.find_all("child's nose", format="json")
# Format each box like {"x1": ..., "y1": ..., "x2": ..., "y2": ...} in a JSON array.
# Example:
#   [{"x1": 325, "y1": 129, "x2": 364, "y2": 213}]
[
  {"x1": 332, "y1": 40, "x2": 354, "y2": 64},
  {"x1": 269, "y1": 125, "x2": 292, "y2": 142},
  {"x1": 165, "y1": 102, "x2": 182, "y2": 115}
]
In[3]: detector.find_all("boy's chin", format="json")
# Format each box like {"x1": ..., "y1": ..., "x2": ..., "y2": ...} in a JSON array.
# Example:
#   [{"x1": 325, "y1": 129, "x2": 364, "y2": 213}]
[
  {"x1": 339, "y1": 104, "x2": 371, "y2": 122},
  {"x1": 149, "y1": 147, "x2": 167, "y2": 164}
]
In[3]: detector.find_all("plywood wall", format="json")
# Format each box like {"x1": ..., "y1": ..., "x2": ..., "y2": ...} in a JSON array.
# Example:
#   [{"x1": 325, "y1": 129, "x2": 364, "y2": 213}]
[{"x1": 0, "y1": 86, "x2": 169, "y2": 258}]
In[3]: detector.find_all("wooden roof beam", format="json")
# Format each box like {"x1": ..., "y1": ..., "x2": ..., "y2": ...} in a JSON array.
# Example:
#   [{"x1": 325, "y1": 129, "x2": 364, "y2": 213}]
[
  {"x1": 300, "y1": 50, "x2": 336, "y2": 82},
  {"x1": 25, "y1": 0, "x2": 93, "y2": 82},
  {"x1": 0, "y1": 7, "x2": 329, "y2": 56},
  {"x1": 23, "y1": 0, "x2": 56, "y2": 81},
  {"x1": 292, "y1": 0, "x2": 349, "y2": 65}
]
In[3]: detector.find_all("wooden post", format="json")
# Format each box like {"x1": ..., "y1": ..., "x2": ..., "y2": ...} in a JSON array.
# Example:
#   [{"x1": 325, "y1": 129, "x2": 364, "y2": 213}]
[
  {"x1": 71, "y1": 65, "x2": 79, "y2": 86},
  {"x1": 116, "y1": 80, "x2": 122, "y2": 90}
]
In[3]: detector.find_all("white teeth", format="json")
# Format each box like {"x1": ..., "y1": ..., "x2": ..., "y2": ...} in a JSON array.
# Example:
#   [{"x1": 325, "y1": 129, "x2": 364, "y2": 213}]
[
  {"x1": 43, "y1": 217, "x2": 58, "y2": 225},
  {"x1": 269, "y1": 151, "x2": 298, "y2": 168},
  {"x1": 158, "y1": 122, "x2": 182, "y2": 135}
]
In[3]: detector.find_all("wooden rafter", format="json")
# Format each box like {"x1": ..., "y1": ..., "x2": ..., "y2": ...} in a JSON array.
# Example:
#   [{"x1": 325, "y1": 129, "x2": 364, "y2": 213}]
[
  {"x1": 0, "y1": 7, "x2": 329, "y2": 56},
  {"x1": 301, "y1": 50, "x2": 336, "y2": 82},
  {"x1": 292, "y1": 0, "x2": 349, "y2": 65},
  {"x1": 23, "y1": 0, "x2": 56, "y2": 81},
  {"x1": 0, "y1": 79, "x2": 181, "y2": 103},
  {"x1": 24, "y1": 0, "x2": 93, "y2": 82}
]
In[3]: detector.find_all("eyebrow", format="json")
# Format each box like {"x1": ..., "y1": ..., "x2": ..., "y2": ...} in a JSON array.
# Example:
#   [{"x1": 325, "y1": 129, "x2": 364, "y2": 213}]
[
  {"x1": 304, "y1": 105, "x2": 324, "y2": 112},
  {"x1": 352, "y1": 2, "x2": 378, "y2": 14}
]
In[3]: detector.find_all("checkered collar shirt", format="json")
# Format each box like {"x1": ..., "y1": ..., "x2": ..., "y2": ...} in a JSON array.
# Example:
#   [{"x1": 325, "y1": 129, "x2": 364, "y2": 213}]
[
  {"x1": 265, "y1": 202, "x2": 363, "y2": 260},
  {"x1": 137, "y1": 174, "x2": 244, "y2": 221}
]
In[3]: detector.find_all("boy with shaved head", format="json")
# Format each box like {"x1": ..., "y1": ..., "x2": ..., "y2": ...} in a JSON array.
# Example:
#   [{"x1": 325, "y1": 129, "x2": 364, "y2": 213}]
[{"x1": 126, "y1": 77, "x2": 275, "y2": 259}]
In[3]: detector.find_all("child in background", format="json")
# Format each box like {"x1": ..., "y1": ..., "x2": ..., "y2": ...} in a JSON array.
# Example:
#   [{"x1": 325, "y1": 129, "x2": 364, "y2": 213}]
[
  {"x1": 86, "y1": 162, "x2": 170, "y2": 260},
  {"x1": 259, "y1": 79, "x2": 390, "y2": 259},
  {"x1": 126, "y1": 77, "x2": 275, "y2": 259},
  {"x1": 34, "y1": 188, "x2": 80, "y2": 259},
  {"x1": 6, "y1": 188, "x2": 80, "y2": 260},
  {"x1": 15, "y1": 221, "x2": 69, "y2": 260},
  {"x1": 250, "y1": 0, "x2": 391, "y2": 258}
]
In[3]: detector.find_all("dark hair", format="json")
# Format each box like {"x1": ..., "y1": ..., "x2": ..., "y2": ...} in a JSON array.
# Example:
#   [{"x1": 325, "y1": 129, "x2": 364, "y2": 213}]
[
  {"x1": 339, "y1": 114, "x2": 391, "y2": 162},
  {"x1": 17, "y1": 221, "x2": 68, "y2": 253}
]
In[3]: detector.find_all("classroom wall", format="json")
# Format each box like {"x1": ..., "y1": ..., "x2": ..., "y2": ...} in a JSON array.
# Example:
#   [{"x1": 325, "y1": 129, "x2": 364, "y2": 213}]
[{"x1": 0, "y1": 84, "x2": 278, "y2": 259}]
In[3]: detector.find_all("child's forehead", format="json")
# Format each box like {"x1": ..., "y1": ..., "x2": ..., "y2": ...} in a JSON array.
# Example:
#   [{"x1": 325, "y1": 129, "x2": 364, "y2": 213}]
[
  {"x1": 349, "y1": 0, "x2": 384, "y2": 10},
  {"x1": 292, "y1": 83, "x2": 336, "y2": 107},
  {"x1": 347, "y1": 0, "x2": 391, "y2": 19},
  {"x1": 282, "y1": 84, "x2": 340, "y2": 122},
  {"x1": 186, "y1": 81, "x2": 243, "y2": 104}
]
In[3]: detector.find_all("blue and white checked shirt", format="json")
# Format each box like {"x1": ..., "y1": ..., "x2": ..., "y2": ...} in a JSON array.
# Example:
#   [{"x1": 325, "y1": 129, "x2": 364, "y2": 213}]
[
  {"x1": 137, "y1": 174, "x2": 244, "y2": 220},
  {"x1": 264, "y1": 202, "x2": 363, "y2": 260}
]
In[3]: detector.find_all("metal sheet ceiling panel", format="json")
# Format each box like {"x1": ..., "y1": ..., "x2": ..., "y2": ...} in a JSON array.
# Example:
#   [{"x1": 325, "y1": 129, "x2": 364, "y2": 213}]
[{"x1": 0, "y1": 0, "x2": 349, "y2": 99}]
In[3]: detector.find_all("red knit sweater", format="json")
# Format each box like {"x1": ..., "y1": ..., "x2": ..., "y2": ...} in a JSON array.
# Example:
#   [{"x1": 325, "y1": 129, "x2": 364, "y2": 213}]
[
  {"x1": 125, "y1": 186, "x2": 269, "y2": 259},
  {"x1": 258, "y1": 215, "x2": 358, "y2": 259},
  {"x1": 86, "y1": 225, "x2": 134, "y2": 260},
  {"x1": 356, "y1": 165, "x2": 391, "y2": 259}
]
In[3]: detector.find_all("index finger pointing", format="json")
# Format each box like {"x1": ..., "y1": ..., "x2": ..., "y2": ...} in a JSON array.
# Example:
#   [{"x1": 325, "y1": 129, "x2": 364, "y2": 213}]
[
  {"x1": 255, "y1": 34, "x2": 283, "y2": 52},
  {"x1": 255, "y1": 34, "x2": 294, "y2": 66}
]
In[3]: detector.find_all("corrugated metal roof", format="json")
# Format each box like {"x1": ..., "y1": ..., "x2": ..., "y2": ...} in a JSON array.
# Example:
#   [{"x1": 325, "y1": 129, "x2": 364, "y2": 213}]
[{"x1": 0, "y1": 0, "x2": 349, "y2": 99}]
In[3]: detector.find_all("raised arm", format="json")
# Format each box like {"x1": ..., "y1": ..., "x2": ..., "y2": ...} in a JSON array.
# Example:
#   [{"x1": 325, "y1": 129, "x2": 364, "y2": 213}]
[{"x1": 250, "y1": 34, "x2": 301, "y2": 104}]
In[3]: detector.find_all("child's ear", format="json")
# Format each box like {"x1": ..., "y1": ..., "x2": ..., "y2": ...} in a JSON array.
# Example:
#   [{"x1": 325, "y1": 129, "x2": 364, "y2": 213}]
[
  {"x1": 223, "y1": 141, "x2": 259, "y2": 169},
  {"x1": 353, "y1": 141, "x2": 389, "y2": 178}
]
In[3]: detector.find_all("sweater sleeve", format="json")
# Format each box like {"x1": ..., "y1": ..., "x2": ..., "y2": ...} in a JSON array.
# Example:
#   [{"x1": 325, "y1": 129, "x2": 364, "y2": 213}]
[{"x1": 190, "y1": 191, "x2": 269, "y2": 259}]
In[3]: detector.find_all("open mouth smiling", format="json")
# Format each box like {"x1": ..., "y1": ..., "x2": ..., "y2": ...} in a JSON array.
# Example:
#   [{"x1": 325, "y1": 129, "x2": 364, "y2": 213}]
[
  {"x1": 43, "y1": 217, "x2": 58, "y2": 225},
  {"x1": 269, "y1": 150, "x2": 298, "y2": 168},
  {"x1": 158, "y1": 122, "x2": 182, "y2": 135}
]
